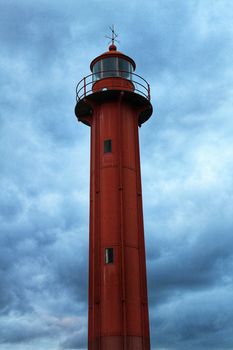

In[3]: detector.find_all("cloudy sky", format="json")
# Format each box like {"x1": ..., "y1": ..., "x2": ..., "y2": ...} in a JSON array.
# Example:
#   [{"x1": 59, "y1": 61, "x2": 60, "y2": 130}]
[{"x1": 1, "y1": 0, "x2": 233, "y2": 349}]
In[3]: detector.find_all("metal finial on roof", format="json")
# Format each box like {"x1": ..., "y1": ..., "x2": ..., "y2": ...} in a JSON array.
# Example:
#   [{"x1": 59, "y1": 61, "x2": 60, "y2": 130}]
[{"x1": 105, "y1": 25, "x2": 119, "y2": 47}]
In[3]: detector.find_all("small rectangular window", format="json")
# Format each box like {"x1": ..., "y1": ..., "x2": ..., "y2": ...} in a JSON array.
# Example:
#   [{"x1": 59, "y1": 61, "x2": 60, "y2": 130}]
[
  {"x1": 105, "y1": 248, "x2": 114, "y2": 264},
  {"x1": 104, "y1": 139, "x2": 112, "y2": 153}
]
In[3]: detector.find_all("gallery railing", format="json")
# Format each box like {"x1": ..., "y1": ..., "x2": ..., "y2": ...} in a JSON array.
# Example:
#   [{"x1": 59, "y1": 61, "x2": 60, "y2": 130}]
[{"x1": 76, "y1": 70, "x2": 151, "y2": 102}]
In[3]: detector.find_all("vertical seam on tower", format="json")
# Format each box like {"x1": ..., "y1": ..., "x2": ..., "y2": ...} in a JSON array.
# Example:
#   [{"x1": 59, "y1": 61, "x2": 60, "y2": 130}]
[
  {"x1": 89, "y1": 119, "x2": 94, "y2": 349},
  {"x1": 95, "y1": 107, "x2": 101, "y2": 349},
  {"x1": 134, "y1": 114, "x2": 147, "y2": 349},
  {"x1": 118, "y1": 94, "x2": 127, "y2": 349}
]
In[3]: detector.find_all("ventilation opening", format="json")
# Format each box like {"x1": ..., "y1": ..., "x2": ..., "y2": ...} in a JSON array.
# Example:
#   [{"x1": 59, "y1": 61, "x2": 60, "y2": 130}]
[
  {"x1": 104, "y1": 139, "x2": 112, "y2": 153},
  {"x1": 105, "y1": 248, "x2": 114, "y2": 264}
]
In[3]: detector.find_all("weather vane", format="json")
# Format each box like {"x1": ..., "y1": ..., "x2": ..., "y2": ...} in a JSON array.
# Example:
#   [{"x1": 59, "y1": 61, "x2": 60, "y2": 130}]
[{"x1": 105, "y1": 25, "x2": 119, "y2": 46}]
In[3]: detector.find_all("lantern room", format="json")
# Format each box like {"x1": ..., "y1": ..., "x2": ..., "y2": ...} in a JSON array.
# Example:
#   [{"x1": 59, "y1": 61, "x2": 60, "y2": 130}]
[{"x1": 90, "y1": 44, "x2": 136, "y2": 81}]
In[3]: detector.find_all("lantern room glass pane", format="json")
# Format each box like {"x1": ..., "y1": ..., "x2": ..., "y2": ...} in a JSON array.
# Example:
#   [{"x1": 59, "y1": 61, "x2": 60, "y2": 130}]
[
  {"x1": 102, "y1": 57, "x2": 117, "y2": 78},
  {"x1": 93, "y1": 61, "x2": 101, "y2": 81},
  {"x1": 119, "y1": 58, "x2": 132, "y2": 79}
]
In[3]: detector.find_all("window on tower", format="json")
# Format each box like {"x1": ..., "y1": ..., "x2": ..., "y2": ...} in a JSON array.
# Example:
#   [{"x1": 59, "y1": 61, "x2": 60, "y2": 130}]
[
  {"x1": 105, "y1": 248, "x2": 114, "y2": 264},
  {"x1": 104, "y1": 139, "x2": 112, "y2": 153}
]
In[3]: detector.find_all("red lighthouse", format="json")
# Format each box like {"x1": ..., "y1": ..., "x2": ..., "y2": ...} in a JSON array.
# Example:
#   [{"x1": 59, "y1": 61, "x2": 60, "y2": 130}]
[{"x1": 75, "y1": 33, "x2": 153, "y2": 350}]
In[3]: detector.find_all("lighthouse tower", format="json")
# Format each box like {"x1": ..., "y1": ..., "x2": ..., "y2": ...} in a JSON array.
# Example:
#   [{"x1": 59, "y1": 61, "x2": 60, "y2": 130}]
[{"x1": 75, "y1": 33, "x2": 153, "y2": 350}]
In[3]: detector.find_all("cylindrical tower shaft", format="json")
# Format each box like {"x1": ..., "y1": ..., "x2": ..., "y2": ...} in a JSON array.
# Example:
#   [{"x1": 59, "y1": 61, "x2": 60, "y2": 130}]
[{"x1": 87, "y1": 95, "x2": 150, "y2": 349}]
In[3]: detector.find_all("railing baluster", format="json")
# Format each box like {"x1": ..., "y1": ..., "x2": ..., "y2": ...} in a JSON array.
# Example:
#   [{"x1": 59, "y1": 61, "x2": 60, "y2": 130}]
[{"x1": 84, "y1": 77, "x2": 86, "y2": 97}]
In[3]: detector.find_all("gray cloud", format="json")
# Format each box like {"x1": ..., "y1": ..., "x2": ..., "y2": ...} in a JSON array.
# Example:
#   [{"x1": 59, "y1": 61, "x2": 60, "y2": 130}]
[
  {"x1": 0, "y1": 0, "x2": 233, "y2": 349},
  {"x1": 150, "y1": 287, "x2": 233, "y2": 350},
  {"x1": 61, "y1": 330, "x2": 87, "y2": 350}
]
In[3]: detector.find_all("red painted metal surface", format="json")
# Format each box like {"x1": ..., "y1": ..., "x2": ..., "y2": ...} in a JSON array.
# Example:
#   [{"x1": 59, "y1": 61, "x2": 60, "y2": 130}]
[{"x1": 75, "y1": 45, "x2": 152, "y2": 349}]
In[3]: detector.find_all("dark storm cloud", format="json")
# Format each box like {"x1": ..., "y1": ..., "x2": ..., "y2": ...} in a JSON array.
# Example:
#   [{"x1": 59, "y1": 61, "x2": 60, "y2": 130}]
[
  {"x1": 0, "y1": 0, "x2": 233, "y2": 349},
  {"x1": 2, "y1": 0, "x2": 108, "y2": 348},
  {"x1": 147, "y1": 221, "x2": 233, "y2": 302},
  {"x1": 0, "y1": 179, "x2": 89, "y2": 306},
  {"x1": 0, "y1": 114, "x2": 89, "y2": 323},
  {"x1": 0, "y1": 315, "x2": 53, "y2": 344},
  {"x1": 61, "y1": 329, "x2": 87, "y2": 350},
  {"x1": 0, "y1": 1, "x2": 70, "y2": 61},
  {"x1": 150, "y1": 285, "x2": 233, "y2": 349},
  {"x1": 0, "y1": 185, "x2": 23, "y2": 220}
]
